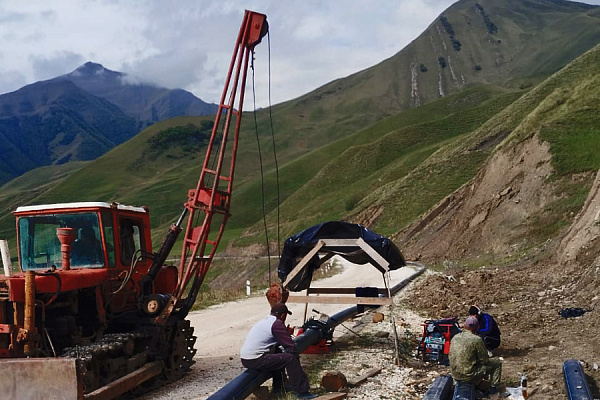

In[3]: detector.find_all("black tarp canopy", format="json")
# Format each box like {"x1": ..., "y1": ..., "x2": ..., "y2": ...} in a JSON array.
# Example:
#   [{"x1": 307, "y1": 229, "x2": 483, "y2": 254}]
[{"x1": 278, "y1": 221, "x2": 406, "y2": 291}]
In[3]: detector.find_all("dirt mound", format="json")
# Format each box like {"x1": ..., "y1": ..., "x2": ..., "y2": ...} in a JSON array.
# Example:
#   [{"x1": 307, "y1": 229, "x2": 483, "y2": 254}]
[
  {"x1": 393, "y1": 123, "x2": 600, "y2": 396},
  {"x1": 407, "y1": 259, "x2": 600, "y2": 397},
  {"x1": 558, "y1": 171, "x2": 600, "y2": 265},
  {"x1": 398, "y1": 133, "x2": 555, "y2": 263}
]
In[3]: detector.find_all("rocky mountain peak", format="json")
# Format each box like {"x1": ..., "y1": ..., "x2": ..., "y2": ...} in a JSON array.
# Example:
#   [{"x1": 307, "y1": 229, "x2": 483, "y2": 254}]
[{"x1": 69, "y1": 62, "x2": 122, "y2": 80}]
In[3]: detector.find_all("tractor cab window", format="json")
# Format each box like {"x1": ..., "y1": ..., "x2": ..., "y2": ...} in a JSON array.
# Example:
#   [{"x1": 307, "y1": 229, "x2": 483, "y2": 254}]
[
  {"x1": 18, "y1": 213, "x2": 105, "y2": 270},
  {"x1": 119, "y1": 219, "x2": 143, "y2": 264},
  {"x1": 101, "y1": 212, "x2": 116, "y2": 267}
]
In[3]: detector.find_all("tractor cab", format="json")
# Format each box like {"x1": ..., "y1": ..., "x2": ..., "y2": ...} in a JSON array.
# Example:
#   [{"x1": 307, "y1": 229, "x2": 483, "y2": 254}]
[
  {"x1": 14, "y1": 202, "x2": 152, "y2": 273},
  {"x1": 0, "y1": 202, "x2": 179, "y2": 359}
]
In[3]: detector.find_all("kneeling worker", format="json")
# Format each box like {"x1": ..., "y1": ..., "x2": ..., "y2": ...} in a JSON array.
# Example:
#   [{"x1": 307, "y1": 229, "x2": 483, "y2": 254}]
[
  {"x1": 469, "y1": 305, "x2": 501, "y2": 353},
  {"x1": 449, "y1": 316, "x2": 507, "y2": 397},
  {"x1": 240, "y1": 303, "x2": 316, "y2": 399}
]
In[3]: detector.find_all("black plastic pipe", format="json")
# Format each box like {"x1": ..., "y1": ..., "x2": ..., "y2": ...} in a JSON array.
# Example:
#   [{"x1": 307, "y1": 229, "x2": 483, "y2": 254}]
[
  {"x1": 452, "y1": 381, "x2": 474, "y2": 400},
  {"x1": 423, "y1": 374, "x2": 453, "y2": 400},
  {"x1": 563, "y1": 359, "x2": 593, "y2": 400},
  {"x1": 207, "y1": 265, "x2": 424, "y2": 400},
  {"x1": 207, "y1": 307, "x2": 355, "y2": 400}
]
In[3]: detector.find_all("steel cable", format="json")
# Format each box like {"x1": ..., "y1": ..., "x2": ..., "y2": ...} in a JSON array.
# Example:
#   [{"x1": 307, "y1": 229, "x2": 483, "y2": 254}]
[{"x1": 251, "y1": 50, "x2": 272, "y2": 284}]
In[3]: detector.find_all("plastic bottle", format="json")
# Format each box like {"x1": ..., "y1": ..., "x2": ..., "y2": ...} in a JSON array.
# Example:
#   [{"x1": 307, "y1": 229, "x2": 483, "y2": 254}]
[{"x1": 521, "y1": 373, "x2": 528, "y2": 399}]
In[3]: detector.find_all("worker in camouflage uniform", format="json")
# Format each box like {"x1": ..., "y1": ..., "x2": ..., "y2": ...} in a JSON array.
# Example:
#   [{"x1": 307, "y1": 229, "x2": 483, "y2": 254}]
[{"x1": 449, "y1": 316, "x2": 505, "y2": 396}]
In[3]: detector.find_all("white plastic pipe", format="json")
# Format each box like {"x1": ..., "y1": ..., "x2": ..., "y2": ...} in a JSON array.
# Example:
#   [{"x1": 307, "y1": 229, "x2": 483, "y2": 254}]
[{"x1": 0, "y1": 240, "x2": 13, "y2": 277}]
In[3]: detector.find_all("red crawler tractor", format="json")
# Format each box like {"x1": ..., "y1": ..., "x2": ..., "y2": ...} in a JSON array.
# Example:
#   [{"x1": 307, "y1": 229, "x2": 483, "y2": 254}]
[{"x1": 0, "y1": 10, "x2": 268, "y2": 400}]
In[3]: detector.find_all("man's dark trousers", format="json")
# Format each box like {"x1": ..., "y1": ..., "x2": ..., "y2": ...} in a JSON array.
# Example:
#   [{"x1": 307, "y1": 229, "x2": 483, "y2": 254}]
[{"x1": 242, "y1": 353, "x2": 309, "y2": 393}]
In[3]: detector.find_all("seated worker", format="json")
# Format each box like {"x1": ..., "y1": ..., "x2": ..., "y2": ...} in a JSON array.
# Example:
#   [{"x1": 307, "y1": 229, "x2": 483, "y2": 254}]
[
  {"x1": 71, "y1": 226, "x2": 103, "y2": 265},
  {"x1": 240, "y1": 303, "x2": 316, "y2": 400},
  {"x1": 469, "y1": 305, "x2": 501, "y2": 352},
  {"x1": 449, "y1": 316, "x2": 507, "y2": 397}
]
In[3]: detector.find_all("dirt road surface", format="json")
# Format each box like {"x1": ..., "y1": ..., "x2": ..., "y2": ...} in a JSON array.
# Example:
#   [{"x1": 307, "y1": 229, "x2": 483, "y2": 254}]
[{"x1": 138, "y1": 260, "x2": 422, "y2": 400}]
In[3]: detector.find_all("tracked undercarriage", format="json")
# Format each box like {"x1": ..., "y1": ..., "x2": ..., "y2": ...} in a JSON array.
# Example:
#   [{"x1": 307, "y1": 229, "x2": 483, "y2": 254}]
[{"x1": 62, "y1": 319, "x2": 196, "y2": 398}]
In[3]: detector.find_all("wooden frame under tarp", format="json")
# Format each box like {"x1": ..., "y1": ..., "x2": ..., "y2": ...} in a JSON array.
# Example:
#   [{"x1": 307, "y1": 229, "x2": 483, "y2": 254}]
[{"x1": 282, "y1": 238, "x2": 393, "y2": 309}]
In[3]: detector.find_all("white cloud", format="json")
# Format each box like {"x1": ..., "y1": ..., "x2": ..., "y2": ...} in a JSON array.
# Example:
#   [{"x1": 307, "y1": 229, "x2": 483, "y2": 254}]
[
  {"x1": 0, "y1": 0, "x2": 598, "y2": 108},
  {"x1": 30, "y1": 51, "x2": 85, "y2": 81}
]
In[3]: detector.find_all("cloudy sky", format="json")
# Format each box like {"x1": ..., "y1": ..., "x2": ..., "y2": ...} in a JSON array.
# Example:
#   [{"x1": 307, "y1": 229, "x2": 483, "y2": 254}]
[{"x1": 1, "y1": 0, "x2": 599, "y2": 108}]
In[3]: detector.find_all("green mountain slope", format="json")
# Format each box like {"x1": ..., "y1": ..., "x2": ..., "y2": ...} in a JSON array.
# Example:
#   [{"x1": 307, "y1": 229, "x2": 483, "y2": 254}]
[
  {"x1": 393, "y1": 42, "x2": 600, "y2": 263},
  {"x1": 1, "y1": 0, "x2": 599, "y2": 256},
  {"x1": 263, "y1": 0, "x2": 600, "y2": 146},
  {"x1": 0, "y1": 79, "x2": 137, "y2": 184},
  {"x1": 231, "y1": 86, "x2": 524, "y2": 245},
  {"x1": 235, "y1": 42, "x2": 600, "y2": 256},
  {"x1": 0, "y1": 85, "x2": 520, "y2": 250}
]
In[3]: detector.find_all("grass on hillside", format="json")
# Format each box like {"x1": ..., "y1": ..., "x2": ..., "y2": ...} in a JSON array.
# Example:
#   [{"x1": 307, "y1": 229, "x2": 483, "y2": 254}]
[
  {"x1": 522, "y1": 175, "x2": 594, "y2": 244},
  {"x1": 0, "y1": 161, "x2": 88, "y2": 240},
  {"x1": 232, "y1": 88, "x2": 525, "y2": 246},
  {"x1": 540, "y1": 107, "x2": 600, "y2": 175},
  {"x1": 228, "y1": 85, "x2": 512, "y2": 231},
  {"x1": 399, "y1": 44, "x2": 600, "y2": 265}
]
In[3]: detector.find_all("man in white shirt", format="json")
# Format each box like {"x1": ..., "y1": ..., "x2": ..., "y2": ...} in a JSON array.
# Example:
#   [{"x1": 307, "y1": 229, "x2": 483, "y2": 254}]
[{"x1": 240, "y1": 303, "x2": 316, "y2": 399}]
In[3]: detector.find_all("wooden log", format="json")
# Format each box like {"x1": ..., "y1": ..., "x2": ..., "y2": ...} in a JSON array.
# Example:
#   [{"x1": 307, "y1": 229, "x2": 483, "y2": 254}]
[
  {"x1": 320, "y1": 371, "x2": 348, "y2": 392},
  {"x1": 372, "y1": 312, "x2": 384, "y2": 323},
  {"x1": 282, "y1": 240, "x2": 325, "y2": 288},
  {"x1": 247, "y1": 386, "x2": 269, "y2": 400},
  {"x1": 347, "y1": 368, "x2": 382, "y2": 387},
  {"x1": 405, "y1": 376, "x2": 434, "y2": 386},
  {"x1": 313, "y1": 393, "x2": 347, "y2": 400},
  {"x1": 307, "y1": 287, "x2": 388, "y2": 295},
  {"x1": 286, "y1": 296, "x2": 392, "y2": 305}
]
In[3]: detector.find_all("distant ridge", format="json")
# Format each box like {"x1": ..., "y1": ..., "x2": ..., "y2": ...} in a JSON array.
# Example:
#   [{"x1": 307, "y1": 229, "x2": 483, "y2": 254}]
[
  {"x1": 58, "y1": 62, "x2": 218, "y2": 128},
  {"x1": 0, "y1": 79, "x2": 137, "y2": 183},
  {"x1": 0, "y1": 62, "x2": 218, "y2": 184}
]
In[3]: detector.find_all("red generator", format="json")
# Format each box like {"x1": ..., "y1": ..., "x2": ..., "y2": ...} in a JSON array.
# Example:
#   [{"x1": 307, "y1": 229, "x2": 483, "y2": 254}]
[{"x1": 417, "y1": 317, "x2": 460, "y2": 365}]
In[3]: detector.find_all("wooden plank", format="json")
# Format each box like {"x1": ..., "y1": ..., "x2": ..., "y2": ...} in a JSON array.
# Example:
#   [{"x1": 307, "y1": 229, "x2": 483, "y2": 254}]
[
  {"x1": 307, "y1": 287, "x2": 388, "y2": 295},
  {"x1": 85, "y1": 361, "x2": 163, "y2": 400},
  {"x1": 282, "y1": 240, "x2": 325, "y2": 288},
  {"x1": 314, "y1": 393, "x2": 347, "y2": 400},
  {"x1": 0, "y1": 240, "x2": 12, "y2": 277},
  {"x1": 347, "y1": 368, "x2": 382, "y2": 387},
  {"x1": 406, "y1": 376, "x2": 434, "y2": 386},
  {"x1": 286, "y1": 295, "x2": 392, "y2": 305},
  {"x1": 320, "y1": 239, "x2": 361, "y2": 247},
  {"x1": 356, "y1": 237, "x2": 389, "y2": 272}
]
